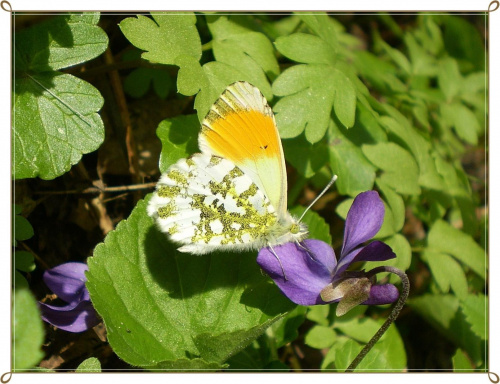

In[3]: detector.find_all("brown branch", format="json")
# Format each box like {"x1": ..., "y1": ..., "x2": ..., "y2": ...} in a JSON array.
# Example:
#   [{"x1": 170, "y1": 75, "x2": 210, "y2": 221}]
[{"x1": 33, "y1": 182, "x2": 157, "y2": 196}]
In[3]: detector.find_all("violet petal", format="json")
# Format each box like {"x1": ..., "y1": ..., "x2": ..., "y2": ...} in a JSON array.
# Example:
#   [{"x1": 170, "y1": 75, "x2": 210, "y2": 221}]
[
  {"x1": 362, "y1": 284, "x2": 399, "y2": 305},
  {"x1": 43, "y1": 262, "x2": 88, "y2": 304},
  {"x1": 39, "y1": 300, "x2": 100, "y2": 333},
  {"x1": 257, "y1": 239, "x2": 336, "y2": 305},
  {"x1": 335, "y1": 241, "x2": 396, "y2": 277},
  {"x1": 341, "y1": 191, "x2": 385, "y2": 259}
]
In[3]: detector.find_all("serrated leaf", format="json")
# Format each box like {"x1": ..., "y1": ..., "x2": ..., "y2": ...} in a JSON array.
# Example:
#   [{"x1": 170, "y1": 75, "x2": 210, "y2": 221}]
[
  {"x1": 460, "y1": 294, "x2": 487, "y2": 340},
  {"x1": 297, "y1": 13, "x2": 338, "y2": 51},
  {"x1": 15, "y1": 13, "x2": 108, "y2": 72},
  {"x1": 76, "y1": 357, "x2": 102, "y2": 372},
  {"x1": 423, "y1": 250, "x2": 468, "y2": 299},
  {"x1": 207, "y1": 15, "x2": 280, "y2": 99},
  {"x1": 274, "y1": 33, "x2": 336, "y2": 65},
  {"x1": 427, "y1": 220, "x2": 485, "y2": 279},
  {"x1": 13, "y1": 14, "x2": 107, "y2": 180},
  {"x1": 86, "y1": 197, "x2": 294, "y2": 369},
  {"x1": 156, "y1": 115, "x2": 200, "y2": 173},
  {"x1": 13, "y1": 288, "x2": 45, "y2": 371},
  {"x1": 119, "y1": 13, "x2": 201, "y2": 65},
  {"x1": 452, "y1": 349, "x2": 474, "y2": 372},
  {"x1": 13, "y1": 72, "x2": 105, "y2": 179},
  {"x1": 192, "y1": 61, "x2": 248, "y2": 121},
  {"x1": 327, "y1": 120, "x2": 376, "y2": 197},
  {"x1": 305, "y1": 325, "x2": 337, "y2": 349},
  {"x1": 362, "y1": 142, "x2": 420, "y2": 195},
  {"x1": 272, "y1": 64, "x2": 356, "y2": 143}
]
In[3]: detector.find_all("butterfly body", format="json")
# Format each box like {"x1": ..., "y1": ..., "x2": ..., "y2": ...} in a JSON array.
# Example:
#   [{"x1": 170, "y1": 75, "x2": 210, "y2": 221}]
[{"x1": 148, "y1": 81, "x2": 309, "y2": 254}]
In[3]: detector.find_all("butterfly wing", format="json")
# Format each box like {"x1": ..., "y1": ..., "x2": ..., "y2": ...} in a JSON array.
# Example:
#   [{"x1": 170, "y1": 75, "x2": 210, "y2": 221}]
[
  {"x1": 147, "y1": 154, "x2": 279, "y2": 254},
  {"x1": 197, "y1": 81, "x2": 288, "y2": 218}
]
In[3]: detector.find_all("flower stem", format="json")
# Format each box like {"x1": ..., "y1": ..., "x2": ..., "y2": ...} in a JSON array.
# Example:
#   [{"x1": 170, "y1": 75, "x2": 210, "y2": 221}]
[{"x1": 345, "y1": 266, "x2": 410, "y2": 372}]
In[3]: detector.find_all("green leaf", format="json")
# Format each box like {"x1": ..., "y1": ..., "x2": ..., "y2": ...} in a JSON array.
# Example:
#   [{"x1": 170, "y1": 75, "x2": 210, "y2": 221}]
[
  {"x1": 376, "y1": 179, "x2": 405, "y2": 233},
  {"x1": 452, "y1": 349, "x2": 474, "y2": 372},
  {"x1": 437, "y1": 58, "x2": 462, "y2": 101},
  {"x1": 362, "y1": 142, "x2": 421, "y2": 195},
  {"x1": 13, "y1": 288, "x2": 45, "y2": 371},
  {"x1": 369, "y1": 234, "x2": 412, "y2": 284},
  {"x1": 460, "y1": 293, "x2": 487, "y2": 340},
  {"x1": 443, "y1": 15, "x2": 485, "y2": 70},
  {"x1": 124, "y1": 67, "x2": 174, "y2": 99},
  {"x1": 191, "y1": 61, "x2": 249, "y2": 121},
  {"x1": 427, "y1": 220, "x2": 485, "y2": 279},
  {"x1": 423, "y1": 250, "x2": 468, "y2": 299},
  {"x1": 76, "y1": 357, "x2": 102, "y2": 372},
  {"x1": 297, "y1": 13, "x2": 338, "y2": 51},
  {"x1": 14, "y1": 72, "x2": 105, "y2": 180},
  {"x1": 13, "y1": 206, "x2": 34, "y2": 242},
  {"x1": 306, "y1": 305, "x2": 330, "y2": 327},
  {"x1": 86, "y1": 197, "x2": 294, "y2": 369},
  {"x1": 270, "y1": 305, "x2": 307, "y2": 348},
  {"x1": 327, "y1": 120, "x2": 376, "y2": 197},
  {"x1": 272, "y1": 65, "x2": 356, "y2": 143},
  {"x1": 305, "y1": 325, "x2": 337, "y2": 349},
  {"x1": 333, "y1": 318, "x2": 406, "y2": 371},
  {"x1": 207, "y1": 15, "x2": 280, "y2": 99},
  {"x1": 408, "y1": 294, "x2": 483, "y2": 365},
  {"x1": 14, "y1": 251, "x2": 36, "y2": 273},
  {"x1": 156, "y1": 115, "x2": 200, "y2": 173},
  {"x1": 282, "y1": 134, "x2": 329, "y2": 178},
  {"x1": 275, "y1": 33, "x2": 336, "y2": 65},
  {"x1": 440, "y1": 103, "x2": 479, "y2": 145},
  {"x1": 119, "y1": 13, "x2": 201, "y2": 65},
  {"x1": 14, "y1": 14, "x2": 107, "y2": 180},
  {"x1": 15, "y1": 13, "x2": 108, "y2": 72}
]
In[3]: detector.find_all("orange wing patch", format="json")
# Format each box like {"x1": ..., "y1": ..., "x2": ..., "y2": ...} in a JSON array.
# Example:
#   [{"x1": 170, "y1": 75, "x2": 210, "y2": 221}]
[{"x1": 201, "y1": 110, "x2": 281, "y2": 164}]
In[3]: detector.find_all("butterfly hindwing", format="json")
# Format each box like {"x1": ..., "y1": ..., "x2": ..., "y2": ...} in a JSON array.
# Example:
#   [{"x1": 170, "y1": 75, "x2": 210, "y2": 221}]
[{"x1": 147, "y1": 154, "x2": 278, "y2": 254}]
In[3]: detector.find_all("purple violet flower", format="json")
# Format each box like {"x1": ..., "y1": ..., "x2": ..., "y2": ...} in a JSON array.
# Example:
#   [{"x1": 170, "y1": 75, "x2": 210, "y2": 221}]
[
  {"x1": 39, "y1": 262, "x2": 100, "y2": 333},
  {"x1": 257, "y1": 191, "x2": 400, "y2": 315}
]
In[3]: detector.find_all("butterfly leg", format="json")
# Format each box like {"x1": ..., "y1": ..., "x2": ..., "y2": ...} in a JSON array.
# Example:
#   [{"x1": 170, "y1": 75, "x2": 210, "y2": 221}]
[
  {"x1": 268, "y1": 244, "x2": 288, "y2": 281},
  {"x1": 295, "y1": 241, "x2": 318, "y2": 262}
]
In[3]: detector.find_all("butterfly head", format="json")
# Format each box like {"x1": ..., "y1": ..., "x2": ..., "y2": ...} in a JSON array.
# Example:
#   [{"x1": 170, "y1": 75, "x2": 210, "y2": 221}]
[{"x1": 290, "y1": 221, "x2": 309, "y2": 241}]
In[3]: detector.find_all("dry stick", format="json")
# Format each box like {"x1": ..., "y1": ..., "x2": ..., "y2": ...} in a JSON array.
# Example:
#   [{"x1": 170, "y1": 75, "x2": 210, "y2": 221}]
[
  {"x1": 33, "y1": 181, "x2": 157, "y2": 196},
  {"x1": 345, "y1": 266, "x2": 410, "y2": 372}
]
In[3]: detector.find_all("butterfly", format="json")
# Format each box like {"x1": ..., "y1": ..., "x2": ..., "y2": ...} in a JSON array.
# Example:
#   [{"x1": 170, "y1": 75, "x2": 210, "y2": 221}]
[{"x1": 147, "y1": 81, "x2": 335, "y2": 256}]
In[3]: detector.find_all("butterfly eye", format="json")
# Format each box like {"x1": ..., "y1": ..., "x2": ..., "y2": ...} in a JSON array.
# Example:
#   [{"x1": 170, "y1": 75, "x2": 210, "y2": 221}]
[{"x1": 290, "y1": 223, "x2": 300, "y2": 235}]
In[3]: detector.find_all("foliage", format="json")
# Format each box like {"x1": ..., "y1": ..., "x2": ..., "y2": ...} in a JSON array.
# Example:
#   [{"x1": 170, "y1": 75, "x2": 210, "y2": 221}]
[{"x1": 12, "y1": 12, "x2": 487, "y2": 372}]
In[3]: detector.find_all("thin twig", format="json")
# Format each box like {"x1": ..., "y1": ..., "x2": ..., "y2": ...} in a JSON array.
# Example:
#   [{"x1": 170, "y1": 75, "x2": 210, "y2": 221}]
[
  {"x1": 33, "y1": 181, "x2": 157, "y2": 195},
  {"x1": 345, "y1": 266, "x2": 410, "y2": 372}
]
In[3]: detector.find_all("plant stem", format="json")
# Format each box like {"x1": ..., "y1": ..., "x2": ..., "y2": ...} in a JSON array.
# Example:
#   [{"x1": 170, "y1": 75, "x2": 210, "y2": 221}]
[{"x1": 345, "y1": 266, "x2": 410, "y2": 372}]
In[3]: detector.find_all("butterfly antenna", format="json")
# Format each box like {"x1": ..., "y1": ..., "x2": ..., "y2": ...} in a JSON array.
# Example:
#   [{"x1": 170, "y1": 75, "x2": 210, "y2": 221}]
[
  {"x1": 269, "y1": 244, "x2": 288, "y2": 281},
  {"x1": 298, "y1": 174, "x2": 338, "y2": 222}
]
